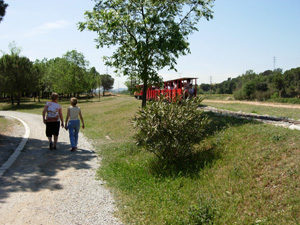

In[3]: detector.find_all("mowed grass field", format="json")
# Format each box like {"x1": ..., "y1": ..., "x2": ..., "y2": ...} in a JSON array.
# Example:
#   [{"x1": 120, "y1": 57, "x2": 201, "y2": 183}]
[{"x1": 0, "y1": 96, "x2": 299, "y2": 224}]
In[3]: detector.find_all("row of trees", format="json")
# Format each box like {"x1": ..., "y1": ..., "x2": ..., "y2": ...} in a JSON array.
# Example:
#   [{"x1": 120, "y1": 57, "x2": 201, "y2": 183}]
[
  {"x1": 0, "y1": 46, "x2": 114, "y2": 105},
  {"x1": 199, "y1": 67, "x2": 300, "y2": 100}
]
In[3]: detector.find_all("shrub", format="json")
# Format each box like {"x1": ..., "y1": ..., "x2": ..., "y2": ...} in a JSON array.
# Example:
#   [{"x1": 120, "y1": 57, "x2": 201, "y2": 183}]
[
  {"x1": 254, "y1": 90, "x2": 271, "y2": 101},
  {"x1": 132, "y1": 96, "x2": 209, "y2": 162},
  {"x1": 233, "y1": 88, "x2": 247, "y2": 100}
]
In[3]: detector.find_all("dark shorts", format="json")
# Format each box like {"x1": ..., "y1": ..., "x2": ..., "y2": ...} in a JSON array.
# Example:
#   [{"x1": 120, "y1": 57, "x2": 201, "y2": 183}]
[{"x1": 46, "y1": 121, "x2": 60, "y2": 137}]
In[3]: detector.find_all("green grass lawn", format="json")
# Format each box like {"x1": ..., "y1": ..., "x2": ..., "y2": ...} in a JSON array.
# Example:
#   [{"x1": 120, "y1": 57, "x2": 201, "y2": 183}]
[
  {"x1": 1, "y1": 96, "x2": 299, "y2": 224},
  {"x1": 199, "y1": 94, "x2": 234, "y2": 100},
  {"x1": 203, "y1": 101, "x2": 300, "y2": 120}
]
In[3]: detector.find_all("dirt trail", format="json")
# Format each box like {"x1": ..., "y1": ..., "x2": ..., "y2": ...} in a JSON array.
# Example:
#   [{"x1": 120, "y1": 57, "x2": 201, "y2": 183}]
[
  {"x1": 203, "y1": 99, "x2": 300, "y2": 109},
  {"x1": 0, "y1": 111, "x2": 122, "y2": 225}
]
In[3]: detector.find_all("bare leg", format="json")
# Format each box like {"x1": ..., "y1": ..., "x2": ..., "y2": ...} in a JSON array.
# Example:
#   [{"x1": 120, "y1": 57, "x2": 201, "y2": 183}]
[
  {"x1": 53, "y1": 135, "x2": 58, "y2": 148},
  {"x1": 48, "y1": 136, "x2": 53, "y2": 150}
]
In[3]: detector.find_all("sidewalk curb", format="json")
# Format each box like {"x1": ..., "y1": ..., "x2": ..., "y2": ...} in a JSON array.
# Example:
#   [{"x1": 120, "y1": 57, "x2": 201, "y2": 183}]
[{"x1": 0, "y1": 115, "x2": 30, "y2": 177}]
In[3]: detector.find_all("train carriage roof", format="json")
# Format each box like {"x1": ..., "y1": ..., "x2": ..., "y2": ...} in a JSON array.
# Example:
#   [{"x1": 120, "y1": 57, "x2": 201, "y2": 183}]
[{"x1": 164, "y1": 77, "x2": 198, "y2": 83}]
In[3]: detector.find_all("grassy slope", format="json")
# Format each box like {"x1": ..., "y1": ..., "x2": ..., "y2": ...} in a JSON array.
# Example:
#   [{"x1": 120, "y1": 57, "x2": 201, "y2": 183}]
[
  {"x1": 203, "y1": 101, "x2": 300, "y2": 120},
  {"x1": 1, "y1": 97, "x2": 299, "y2": 224}
]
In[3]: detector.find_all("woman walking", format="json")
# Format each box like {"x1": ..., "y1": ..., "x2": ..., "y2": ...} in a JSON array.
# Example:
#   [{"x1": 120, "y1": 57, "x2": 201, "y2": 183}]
[
  {"x1": 65, "y1": 97, "x2": 85, "y2": 151},
  {"x1": 42, "y1": 93, "x2": 64, "y2": 150}
]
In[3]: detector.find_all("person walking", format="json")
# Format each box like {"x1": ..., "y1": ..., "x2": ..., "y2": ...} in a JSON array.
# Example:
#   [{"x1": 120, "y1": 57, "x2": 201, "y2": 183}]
[
  {"x1": 65, "y1": 97, "x2": 85, "y2": 151},
  {"x1": 42, "y1": 93, "x2": 64, "y2": 150}
]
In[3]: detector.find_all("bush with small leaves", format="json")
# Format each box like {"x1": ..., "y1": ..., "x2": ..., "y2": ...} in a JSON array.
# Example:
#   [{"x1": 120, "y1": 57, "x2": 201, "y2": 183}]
[{"x1": 132, "y1": 96, "x2": 209, "y2": 162}]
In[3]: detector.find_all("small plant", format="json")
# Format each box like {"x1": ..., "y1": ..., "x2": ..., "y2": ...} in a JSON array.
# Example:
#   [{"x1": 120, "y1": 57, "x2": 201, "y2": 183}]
[
  {"x1": 132, "y1": 96, "x2": 209, "y2": 162},
  {"x1": 188, "y1": 199, "x2": 217, "y2": 225}
]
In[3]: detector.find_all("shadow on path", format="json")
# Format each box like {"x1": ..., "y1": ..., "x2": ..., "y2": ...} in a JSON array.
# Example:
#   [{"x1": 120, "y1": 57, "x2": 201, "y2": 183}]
[
  {"x1": 0, "y1": 136, "x2": 96, "y2": 204},
  {"x1": 0, "y1": 135, "x2": 23, "y2": 167}
]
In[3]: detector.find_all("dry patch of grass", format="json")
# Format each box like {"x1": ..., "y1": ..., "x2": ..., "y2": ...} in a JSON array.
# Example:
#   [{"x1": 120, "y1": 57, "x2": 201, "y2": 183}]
[{"x1": 0, "y1": 116, "x2": 14, "y2": 135}]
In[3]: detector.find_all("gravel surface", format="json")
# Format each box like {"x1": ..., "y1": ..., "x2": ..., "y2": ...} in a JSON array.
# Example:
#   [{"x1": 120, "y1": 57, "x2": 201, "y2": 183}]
[{"x1": 0, "y1": 111, "x2": 122, "y2": 225}]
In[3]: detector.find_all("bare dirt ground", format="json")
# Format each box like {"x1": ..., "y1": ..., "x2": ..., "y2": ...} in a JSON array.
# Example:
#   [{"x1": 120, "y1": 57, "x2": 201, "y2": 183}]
[
  {"x1": 203, "y1": 99, "x2": 300, "y2": 109},
  {"x1": 0, "y1": 111, "x2": 122, "y2": 225}
]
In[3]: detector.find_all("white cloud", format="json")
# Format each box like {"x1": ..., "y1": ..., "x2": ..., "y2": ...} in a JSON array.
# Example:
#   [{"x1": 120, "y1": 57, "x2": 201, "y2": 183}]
[{"x1": 24, "y1": 20, "x2": 71, "y2": 37}]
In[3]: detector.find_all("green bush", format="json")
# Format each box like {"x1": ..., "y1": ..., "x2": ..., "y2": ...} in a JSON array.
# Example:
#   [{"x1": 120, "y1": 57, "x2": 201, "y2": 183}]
[
  {"x1": 132, "y1": 96, "x2": 209, "y2": 162},
  {"x1": 233, "y1": 88, "x2": 247, "y2": 100},
  {"x1": 188, "y1": 199, "x2": 217, "y2": 225}
]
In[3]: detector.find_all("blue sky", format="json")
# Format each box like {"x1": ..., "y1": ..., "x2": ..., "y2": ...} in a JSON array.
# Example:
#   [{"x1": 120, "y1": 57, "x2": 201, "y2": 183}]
[{"x1": 0, "y1": 0, "x2": 299, "y2": 88}]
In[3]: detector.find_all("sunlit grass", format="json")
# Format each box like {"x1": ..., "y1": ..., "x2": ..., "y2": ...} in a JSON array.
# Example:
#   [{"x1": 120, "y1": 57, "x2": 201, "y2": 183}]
[
  {"x1": 1, "y1": 96, "x2": 299, "y2": 224},
  {"x1": 203, "y1": 102, "x2": 300, "y2": 120}
]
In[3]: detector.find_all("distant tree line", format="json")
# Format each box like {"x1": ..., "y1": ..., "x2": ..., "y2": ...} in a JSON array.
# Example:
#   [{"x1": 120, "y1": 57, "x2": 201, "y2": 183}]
[
  {"x1": 0, "y1": 44, "x2": 114, "y2": 105},
  {"x1": 199, "y1": 67, "x2": 300, "y2": 100}
]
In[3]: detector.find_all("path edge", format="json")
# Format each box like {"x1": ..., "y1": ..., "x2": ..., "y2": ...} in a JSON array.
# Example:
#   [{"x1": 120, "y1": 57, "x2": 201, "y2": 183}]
[{"x1": 0, "y1": 115, "x2": 30, "y2": 177}]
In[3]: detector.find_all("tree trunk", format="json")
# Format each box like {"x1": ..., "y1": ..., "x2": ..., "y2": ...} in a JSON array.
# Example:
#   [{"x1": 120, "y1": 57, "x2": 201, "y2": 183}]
[
  {"x1": 103, "y1": 90, "x2": 105, "y2": 96},
  {"x1": 11, "y1": 94, "x2": 14, "y2": 105},
  {"x1": 142, "y1": 79, "x2": 148, "y2": 108},
  {"x1": 17, "y1": 92, "x2": 21, "y2": 105}
]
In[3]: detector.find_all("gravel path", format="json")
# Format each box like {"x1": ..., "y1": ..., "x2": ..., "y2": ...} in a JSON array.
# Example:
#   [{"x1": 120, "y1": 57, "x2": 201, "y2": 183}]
[{"x1": 0, "y1": 111, "x2": 122, "y2": 225}]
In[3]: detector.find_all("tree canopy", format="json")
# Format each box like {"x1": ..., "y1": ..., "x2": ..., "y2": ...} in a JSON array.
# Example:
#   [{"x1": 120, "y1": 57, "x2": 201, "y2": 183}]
[
  {"x1": 79, "y1": 0, "x2": 214, "y2": 106},
  {"x1": 100, "y1": 74, "x2": 114, "y2": 96},
  {"x1": 0, "y1": 0, "x2": 8, "y2": 23},
  {"x1": 0, "y1": 45, "x2": 100, "y2": 104},
  {"x1": 0, "y1": 54, "x2": 36, "y2": 105},
  {"x1": 200, "y1": 67, "x2": 300, "y2": 101}
]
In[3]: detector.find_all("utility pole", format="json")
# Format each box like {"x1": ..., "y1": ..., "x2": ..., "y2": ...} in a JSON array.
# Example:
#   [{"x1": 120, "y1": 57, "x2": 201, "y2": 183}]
[{"x1": 273, "y1": 56, "x2": 276, "y2": 71}]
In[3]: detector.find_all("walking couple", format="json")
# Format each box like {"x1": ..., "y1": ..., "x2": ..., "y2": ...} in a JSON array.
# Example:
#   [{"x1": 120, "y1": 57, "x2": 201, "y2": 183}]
[{"x1": 42, "y1": 92, "x2": 85, "y2": 151}]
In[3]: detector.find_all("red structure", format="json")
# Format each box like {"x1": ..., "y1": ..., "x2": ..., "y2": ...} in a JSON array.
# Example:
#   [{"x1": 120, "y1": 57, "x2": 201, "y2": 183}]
[{"x1": 134, "y1": 77, "x2": 197, "y2": 101}]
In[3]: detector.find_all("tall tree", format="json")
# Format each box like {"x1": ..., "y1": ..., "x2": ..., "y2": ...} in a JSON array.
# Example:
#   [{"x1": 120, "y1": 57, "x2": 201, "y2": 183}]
[
  {"x1": 100, "y1": 74, "x2": 114, "y2": 96},
  {"x1": 33, "y1": 58, "x2": 49, "y2": 101},
  {"x1": 89, "y1": 67, "x2": 101, "y2": 98},
  {"x1": 79, "y1": 0, "x2": 214, "y2": 107},
  {"x1": 0, "y1": 0, "x2": 8, "y2": 23},
  {"x1": 63, "y1": 50, "x2": 92, "y2": 96},
  {"x1": 0, "y1": 54, "x2": 34, "y2": 105}
]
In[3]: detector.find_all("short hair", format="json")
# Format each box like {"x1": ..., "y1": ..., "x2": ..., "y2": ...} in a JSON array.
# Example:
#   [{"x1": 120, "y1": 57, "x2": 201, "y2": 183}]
[
  {"x1": 71, "y1": 97, "x2": 78, "y2": 106},
  {"x1": 51, "y1": 93, "x2": 59, "y2": 101}
]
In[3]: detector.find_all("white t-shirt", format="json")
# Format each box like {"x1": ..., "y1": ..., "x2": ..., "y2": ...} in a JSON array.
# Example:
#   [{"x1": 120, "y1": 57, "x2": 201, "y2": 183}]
[
  {"x1": 46, "y1": 102, "x2": 61, "y2": 121},
  {"x1": 69, "y1": 106, "x2": 81, "y2": 120}
]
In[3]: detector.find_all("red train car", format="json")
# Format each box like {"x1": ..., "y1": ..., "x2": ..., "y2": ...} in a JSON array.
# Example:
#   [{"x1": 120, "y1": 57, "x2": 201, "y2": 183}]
[{"x1": 134, "y1": 77, "x2": 197, "y2": 101}]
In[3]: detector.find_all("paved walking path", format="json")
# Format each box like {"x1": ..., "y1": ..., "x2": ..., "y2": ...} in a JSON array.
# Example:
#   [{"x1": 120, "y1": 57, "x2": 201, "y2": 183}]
[{"x1": 0, "y1": 111, "x2": 122, "y2": 225}]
